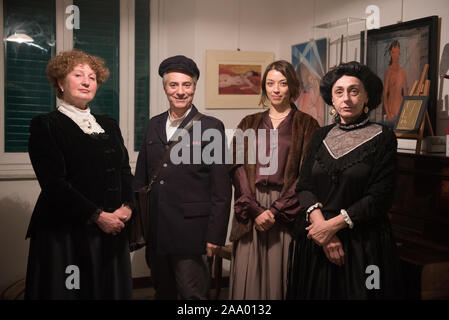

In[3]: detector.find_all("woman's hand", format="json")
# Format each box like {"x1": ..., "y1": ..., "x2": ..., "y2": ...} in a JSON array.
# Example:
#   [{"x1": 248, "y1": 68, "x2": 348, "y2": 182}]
[
  {"x1": 323, "y1": 235, "x2": 345, "y2": 266},
  {"x1": 305, "y1": 219, "x2": 335, "y2": 246},
  {"x1": 113, "y1": 204, "x2": 132, "y2": 223},
  {"x1": 254, "y1": 210, "x2": 275, "y2": 232},
  {"x1": 96, "y1": 211, "x2": 125, "y2": 235},
  {"x1": 306, "y1": 212, "x2": 347, "y2": 246}
]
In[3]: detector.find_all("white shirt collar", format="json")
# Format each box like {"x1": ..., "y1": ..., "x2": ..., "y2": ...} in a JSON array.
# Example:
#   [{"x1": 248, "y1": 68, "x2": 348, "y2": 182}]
[
  {"x1": 57, "y1": 99, "x2": 105, "y2": 134},
  {"x1": 166, "y1": 107, "x2": 192, "y2": 141}
]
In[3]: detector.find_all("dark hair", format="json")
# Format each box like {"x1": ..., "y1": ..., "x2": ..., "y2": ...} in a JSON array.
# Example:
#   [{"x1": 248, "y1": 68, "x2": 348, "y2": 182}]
[
  {"x1": 384, "y1": 40, "x2": 400, "y2": 66},
  {"x1": 320, "y1": 61, "x2": 383, "y2": 111},
  {"x1": 259, "y1": 60, "x2": 300, "y2": 107},
  {"x1": 46, "y1": 49, "x2": 110, "y2": 98}
]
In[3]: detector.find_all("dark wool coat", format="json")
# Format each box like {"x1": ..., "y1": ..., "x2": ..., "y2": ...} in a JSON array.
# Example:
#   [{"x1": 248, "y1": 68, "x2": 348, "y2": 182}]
[
  {"x1": 133, "y1": 106, "x2": 232, "y2": 255},
  {"x1": 229, "y1": 106, "x2": 320, "y2": 240},
  {"x1": 25, "y1": 111, "x2": 133, "y2": 300}
]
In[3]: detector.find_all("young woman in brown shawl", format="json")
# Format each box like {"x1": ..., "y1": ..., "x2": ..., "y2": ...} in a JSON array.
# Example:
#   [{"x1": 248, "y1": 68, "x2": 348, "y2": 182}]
[{"x1": 229, "y1": 60, "x2": 320, "y2": 299}]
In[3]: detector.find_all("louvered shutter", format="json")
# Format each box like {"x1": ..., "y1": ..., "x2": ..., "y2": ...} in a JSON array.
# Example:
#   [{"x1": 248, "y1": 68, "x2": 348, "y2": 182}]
[
  {"x1": 73, "y1": 0, "x2": 120, "y2": 121},
  {"x1": 134, "y1": 0, "x2": 150, "y2": 151},
  {"x1": 3, "y1": 0, "x2": 56, "y2": 152}
]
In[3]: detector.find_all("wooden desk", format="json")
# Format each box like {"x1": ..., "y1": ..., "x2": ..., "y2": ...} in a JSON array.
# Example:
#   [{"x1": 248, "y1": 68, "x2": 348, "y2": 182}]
[{"x1": 390, "y1": 152, "x2": 449, "y2": 299}]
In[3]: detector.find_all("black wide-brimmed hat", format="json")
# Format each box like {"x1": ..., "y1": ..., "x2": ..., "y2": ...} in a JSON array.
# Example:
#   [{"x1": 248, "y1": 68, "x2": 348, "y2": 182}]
[{"x1": 158, "y1": 55, "x2": 200, "y2": 79}]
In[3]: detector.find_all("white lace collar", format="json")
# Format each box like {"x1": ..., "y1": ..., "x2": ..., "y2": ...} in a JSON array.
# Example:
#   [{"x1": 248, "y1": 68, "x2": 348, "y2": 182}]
[
  {"x1": 323, "y1": 123, "x2": 382, "y2": 159},
  {"x1": 57, "y1": 99, "x2": 105, "y2": 135}
]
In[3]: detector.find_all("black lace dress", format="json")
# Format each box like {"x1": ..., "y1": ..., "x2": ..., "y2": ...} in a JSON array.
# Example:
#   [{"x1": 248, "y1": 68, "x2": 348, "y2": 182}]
[{"x1": 287, "y1": 118, "x2": 404, "y2": 299}]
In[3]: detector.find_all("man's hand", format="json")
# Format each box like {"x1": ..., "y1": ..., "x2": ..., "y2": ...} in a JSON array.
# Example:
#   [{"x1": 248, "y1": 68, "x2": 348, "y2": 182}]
[
  {"x1": 206, "y1": 242, "x2": 220, "y2": 257},
  {"x1": 113, "y1": 204, "x2": 132, "y2": 223}
]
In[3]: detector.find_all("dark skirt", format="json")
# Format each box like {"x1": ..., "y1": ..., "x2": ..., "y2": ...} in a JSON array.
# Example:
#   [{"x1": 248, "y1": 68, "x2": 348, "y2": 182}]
[
  {"x1": 25, "y1": 221, "x2": 132, "y2": 300},
  {"x1": 287, "y1": 218, "x2": 404, "y2": 300}
]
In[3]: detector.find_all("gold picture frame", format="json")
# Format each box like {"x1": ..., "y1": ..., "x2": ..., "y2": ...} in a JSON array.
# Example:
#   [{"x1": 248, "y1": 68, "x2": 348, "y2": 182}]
[
  {"x1": 394, "y1": 96, "x2": 428, "y2": 133},
  {"x1": 205, "y1": 50, "x2": 274, "y2": 109}
]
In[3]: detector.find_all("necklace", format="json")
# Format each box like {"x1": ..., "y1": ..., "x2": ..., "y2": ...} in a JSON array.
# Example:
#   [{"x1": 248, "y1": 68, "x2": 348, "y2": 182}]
[{"x1": 269, "y1": 109, "x2": 291, "y2": 120}]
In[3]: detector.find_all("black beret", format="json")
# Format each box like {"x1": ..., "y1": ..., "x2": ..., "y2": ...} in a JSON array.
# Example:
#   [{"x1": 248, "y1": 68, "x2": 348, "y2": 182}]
[{"x1": 158, "y1": 55, "x2": 200, "y2": 79}]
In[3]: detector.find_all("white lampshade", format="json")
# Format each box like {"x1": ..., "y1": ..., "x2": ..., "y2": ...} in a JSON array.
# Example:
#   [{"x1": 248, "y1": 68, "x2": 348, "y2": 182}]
[{"x1": 6, "y1": 31, "x2": 34, "y2": 44}]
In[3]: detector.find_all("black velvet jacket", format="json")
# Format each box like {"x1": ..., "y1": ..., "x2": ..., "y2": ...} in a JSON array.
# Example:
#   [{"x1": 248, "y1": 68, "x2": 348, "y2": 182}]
[
  {"x1": 25, "y1": 110, "x2": 134, "y2": 299},
  {"x1": 26, "y1": 111, "x2": 134, "y2": 237}
]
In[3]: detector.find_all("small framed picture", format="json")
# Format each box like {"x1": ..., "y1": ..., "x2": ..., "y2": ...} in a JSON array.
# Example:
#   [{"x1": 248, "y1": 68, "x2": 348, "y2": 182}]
[
  {"x1": 394, "y1": 96, "x2": 428, "y2": 133},
  {"x1": 205, "y1": 50, "x2": 274, "y2": 109}
]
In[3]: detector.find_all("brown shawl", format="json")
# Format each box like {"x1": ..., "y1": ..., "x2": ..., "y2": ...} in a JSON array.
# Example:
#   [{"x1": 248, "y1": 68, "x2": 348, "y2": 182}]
[{"x1": 229, "y1": 108, "x2": 320, "y2": 241}]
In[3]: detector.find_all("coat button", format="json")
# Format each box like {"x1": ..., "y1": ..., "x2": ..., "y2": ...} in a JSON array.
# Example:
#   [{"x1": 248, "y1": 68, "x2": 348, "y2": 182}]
[
  {"x1": 163, "y1": 163, "x2": 167, "y2": 167},
  {"x1": 165, "y1": 145, "x2": 169, "y2": 150},
  {"x1": 160, "y1": 180, "x2": 165, "y2": 185}
]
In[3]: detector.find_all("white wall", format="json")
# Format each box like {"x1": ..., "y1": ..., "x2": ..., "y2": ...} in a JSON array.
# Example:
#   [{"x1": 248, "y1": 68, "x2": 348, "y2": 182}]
[
  {"x1": 2, "y1": 0, "x2": 449, "y2": 294},
  {"x1": 151, "y1": 0, "x2": 283, "y2": 129},
  {"x1": 275, "y1": 0, "x2": 449, "y2": 135},
  {"x1": 0, "y1": 180, "x2": 38, "y2": 293}
]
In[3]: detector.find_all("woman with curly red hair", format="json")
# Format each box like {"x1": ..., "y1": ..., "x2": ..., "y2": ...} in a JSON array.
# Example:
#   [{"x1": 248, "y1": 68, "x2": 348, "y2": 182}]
[{"x1": 25, "y1": 49, "x2": 133, "y2": 299}]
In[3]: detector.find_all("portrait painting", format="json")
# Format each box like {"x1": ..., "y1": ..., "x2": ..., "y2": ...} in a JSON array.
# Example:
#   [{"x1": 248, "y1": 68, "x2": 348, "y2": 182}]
[
  {"x1": 292, "y1": 38, "x2": 328, "y2": 126},
  {"x1": 206, "y1": 50, "x2": 274, "y2": 109},
  {"x1": 361, "y1": 16, "x2": 438, "y2": 129},
  {"x1": 218, "y1": 64, "x2": 261, "y2": 95}
]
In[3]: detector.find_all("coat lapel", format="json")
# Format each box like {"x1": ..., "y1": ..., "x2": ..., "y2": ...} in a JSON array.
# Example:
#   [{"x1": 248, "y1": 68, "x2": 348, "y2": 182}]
[
  {"x1": 243, "y1": 111, "x2": 265, "y2": 195},
  {"x1": 281, "y1": 110, "x2": 303, "y2": 194},
  {"x1": 177, "y1": 105, "x2": 199, "y2": 131},
  {"x1": 155, "y1": 112, "x2": 169, "y2": 144}
]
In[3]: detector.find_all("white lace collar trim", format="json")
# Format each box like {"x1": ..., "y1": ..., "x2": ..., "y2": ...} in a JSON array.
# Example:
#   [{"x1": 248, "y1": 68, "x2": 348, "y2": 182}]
[
  {"x1": 57, "y1": 99, "x2": 105, "y2": 134},
  {"x1": 323, "y1": 123, "x2": 382, "y2": 159}
]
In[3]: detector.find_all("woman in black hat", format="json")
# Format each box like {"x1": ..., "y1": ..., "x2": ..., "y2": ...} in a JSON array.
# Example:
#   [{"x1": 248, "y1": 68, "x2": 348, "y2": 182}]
[{"x1": 287, "y1": 61, "x2": 403, "y2": 299}]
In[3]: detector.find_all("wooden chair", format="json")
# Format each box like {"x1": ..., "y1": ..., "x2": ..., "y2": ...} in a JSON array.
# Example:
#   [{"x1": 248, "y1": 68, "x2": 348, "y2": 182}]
[
  {"x1": 421, "y1": 262, "x2": 449, "y2": 300},
  {"x1": 213, "y1": 244, "x2": 232, "y2": 299}
]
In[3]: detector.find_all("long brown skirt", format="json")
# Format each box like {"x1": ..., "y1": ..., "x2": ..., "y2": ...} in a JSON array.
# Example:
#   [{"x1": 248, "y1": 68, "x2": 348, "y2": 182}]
[{"x1": 229, "y1": 187, "x2": 292, "y2": 300}]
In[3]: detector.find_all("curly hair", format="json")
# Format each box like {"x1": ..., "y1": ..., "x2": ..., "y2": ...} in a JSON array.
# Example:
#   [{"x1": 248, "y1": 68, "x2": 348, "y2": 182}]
[
  {"x1": 259, "y1": 60, "x2": 300, "y2": 107},
  {"x1": 320, "y1": 61, "x2": 383, "y2": 111},
  {"x1": 46, "y1": 49, "x2": 110, "y2": 98}
]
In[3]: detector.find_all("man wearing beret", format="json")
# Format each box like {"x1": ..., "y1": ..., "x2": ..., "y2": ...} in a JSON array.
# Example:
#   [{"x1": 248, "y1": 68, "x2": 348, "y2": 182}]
[{"x1": 134, "y1": 55, "x2": 231, "y2": 299}]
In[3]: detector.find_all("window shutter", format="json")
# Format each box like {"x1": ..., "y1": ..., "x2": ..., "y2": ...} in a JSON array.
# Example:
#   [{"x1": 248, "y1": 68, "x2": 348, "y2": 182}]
[
  {"x1": 73, "y1": 0, "x2": 120, "y2": 121},
  {"x1": 3, "y1": 0, "x2": 56, "y2": 152},
  {"x1": 134, "y1": 0, "x2": 150, "y2": 151}
]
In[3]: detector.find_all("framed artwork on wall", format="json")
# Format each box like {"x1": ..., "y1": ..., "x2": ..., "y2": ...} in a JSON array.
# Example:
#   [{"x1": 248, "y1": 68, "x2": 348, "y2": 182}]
[
  {"x1": 291, "y1": 38, "x2": 328, "y2": 126},
  {"x1": 361, "y1": 15, "x2": 439, "y2": 129},
  {"x1": 205, "y1": 50, "x2": 274, "y2": 109}
]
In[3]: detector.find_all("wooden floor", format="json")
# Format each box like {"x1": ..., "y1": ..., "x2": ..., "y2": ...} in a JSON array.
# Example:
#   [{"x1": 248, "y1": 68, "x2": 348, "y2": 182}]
[{"x1": 132, "y1": 286, "x2": 229, "y2": 300}]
